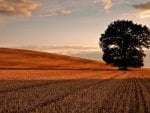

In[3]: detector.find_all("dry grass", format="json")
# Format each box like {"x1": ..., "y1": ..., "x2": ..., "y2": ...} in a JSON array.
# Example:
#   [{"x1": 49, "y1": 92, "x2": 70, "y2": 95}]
[
  {"x1": 0, "y1": 48, "x2": 150, "y2": 113},
  {"x1": 0, "y1": 48, "x2": 109, "y2": 70}
]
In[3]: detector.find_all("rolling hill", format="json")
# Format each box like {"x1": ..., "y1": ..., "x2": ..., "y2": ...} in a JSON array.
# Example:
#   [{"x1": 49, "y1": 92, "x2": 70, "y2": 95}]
[{"x1": 0, "y1": 48, "x2": 109, "y2": 70}]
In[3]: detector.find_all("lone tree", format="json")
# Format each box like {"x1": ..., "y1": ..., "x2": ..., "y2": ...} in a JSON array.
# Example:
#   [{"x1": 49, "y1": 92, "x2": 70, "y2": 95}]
[{"x1": 100, "y1": 20, "x2": 150, "y2": 70}]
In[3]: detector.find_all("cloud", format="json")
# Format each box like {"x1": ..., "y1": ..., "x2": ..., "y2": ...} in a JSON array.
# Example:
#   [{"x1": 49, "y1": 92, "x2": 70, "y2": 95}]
[
  {"x1": 70, "y1": 51, "x2": 102, "y2": 61},
  {"x1": 0, "y1": 0, "x2": 41, "y2": 16},
  {"x1": 94, "y1": 0, "x2": 112, "y2": 11},
  {"x1": 16, "y1": 45, "x2": 99, "y2": 54},
  {"x1": 133, "y1": 2, "x2": 150, "y2": 18},
  {"x1": 40, "y1": 9, "x2": 71, "y2": 17}
]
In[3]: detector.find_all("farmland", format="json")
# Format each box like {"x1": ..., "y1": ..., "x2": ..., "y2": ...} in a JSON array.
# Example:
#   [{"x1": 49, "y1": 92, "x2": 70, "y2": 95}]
[{"x1": 0, "y1": 48, "x2": 150, "y2": 113}]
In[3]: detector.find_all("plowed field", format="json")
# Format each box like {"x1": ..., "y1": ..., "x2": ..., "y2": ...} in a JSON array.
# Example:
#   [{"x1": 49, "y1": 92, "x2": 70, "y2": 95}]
[{"x1": 0, "y1": 69, "x2": 150, "y2": 113}]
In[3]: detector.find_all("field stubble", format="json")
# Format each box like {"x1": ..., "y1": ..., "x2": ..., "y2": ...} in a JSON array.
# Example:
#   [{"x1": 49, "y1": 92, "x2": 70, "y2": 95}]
[{"x1": 0, "y1": 69, "x2": 150, "y2": 113}]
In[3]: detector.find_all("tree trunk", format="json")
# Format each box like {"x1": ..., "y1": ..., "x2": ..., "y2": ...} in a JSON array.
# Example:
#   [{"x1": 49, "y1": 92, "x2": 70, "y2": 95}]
[
  {"x1": 119, "y1": 66, "x2": 128, "y2": 70},
  {"x1": 122, "y1": 47, "x2": 128, "y2": 71},
  {"x1": 123, "y1": 66, "x2": 128, "y2": 70}
]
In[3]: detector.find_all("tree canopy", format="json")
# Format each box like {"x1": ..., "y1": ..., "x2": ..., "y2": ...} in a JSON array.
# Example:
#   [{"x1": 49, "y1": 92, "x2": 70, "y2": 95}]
[{"x1": 100, "y1": 20, "x2": 150, "y2": 70}]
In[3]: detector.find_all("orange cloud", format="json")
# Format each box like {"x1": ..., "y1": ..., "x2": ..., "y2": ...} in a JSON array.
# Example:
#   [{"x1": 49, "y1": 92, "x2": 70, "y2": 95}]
[
  {"x1": 133, "y1": 2, "x2": 150, "y2": 18},
  {"x1": 94, "y1": 0, "x2": 112, "y2": 11},
  {"x1": 0, "y1": 0, "x2": 41, "y2": 16},
  {"x1": 41, "y1": 9, "x2": 71, "y2": 17}
]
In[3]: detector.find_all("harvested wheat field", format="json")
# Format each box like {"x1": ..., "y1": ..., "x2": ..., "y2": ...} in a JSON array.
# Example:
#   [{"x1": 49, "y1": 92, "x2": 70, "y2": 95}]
[{"x1": 0, "y1": 48, "x2": 150, "y2": 113}]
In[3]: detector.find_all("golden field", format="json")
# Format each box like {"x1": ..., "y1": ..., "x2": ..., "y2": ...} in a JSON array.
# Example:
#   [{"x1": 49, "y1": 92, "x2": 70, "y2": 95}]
[{"x1": 0, "y1": 48, "x2": 150, "y2": 113}]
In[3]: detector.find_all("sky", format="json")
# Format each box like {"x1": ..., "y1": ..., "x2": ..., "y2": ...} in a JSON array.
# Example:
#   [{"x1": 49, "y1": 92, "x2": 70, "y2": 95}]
[{"x1": 0, "y1": 0, "x2": 150, "y2": 52}]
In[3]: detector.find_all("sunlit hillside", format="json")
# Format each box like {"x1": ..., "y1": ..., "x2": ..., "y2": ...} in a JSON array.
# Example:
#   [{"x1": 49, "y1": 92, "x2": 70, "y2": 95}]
[{"x1": 0, "y1": 48, "x2": 109, "y2": 70}]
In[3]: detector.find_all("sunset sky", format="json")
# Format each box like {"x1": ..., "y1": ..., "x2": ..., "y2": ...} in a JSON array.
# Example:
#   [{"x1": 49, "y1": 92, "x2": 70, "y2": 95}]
[{"x1": 0, "y1": 0, "x2": 150, "y2": 51}]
